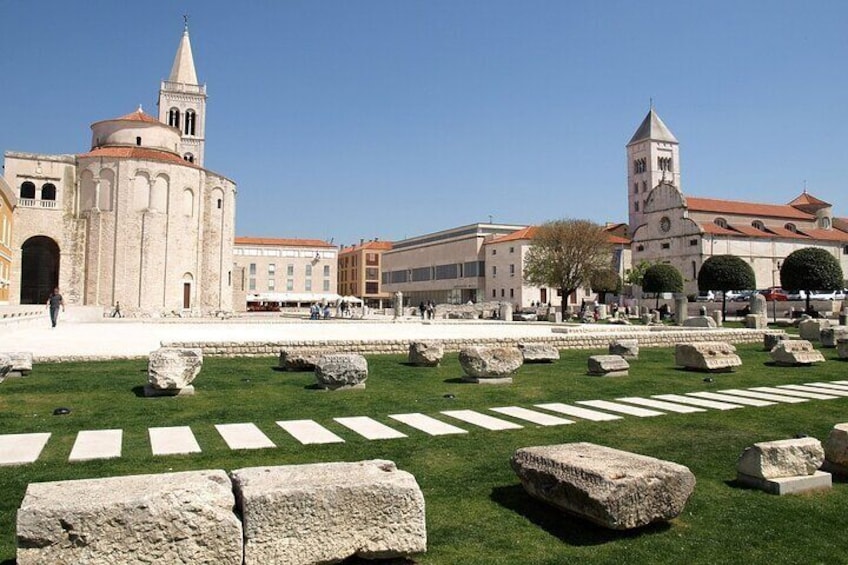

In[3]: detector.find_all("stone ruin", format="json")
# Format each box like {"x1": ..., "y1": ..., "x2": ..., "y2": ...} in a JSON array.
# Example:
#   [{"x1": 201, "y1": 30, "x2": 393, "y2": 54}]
[
  {"x1": 408, "y1": 341, "x2": 444, "y2": 367},
  {"x1": 314, "y1": 353, "x2": 368, "y2": 390},
  {"x1": 674, "y1": 342, "x2": 742, "y2": 373},
  {"x1": 769, "y1": 340, "x2": 825, "y2": 366},
  {"x1": 587, "y1": 355, "x2": 629, "y2": 377},
  {"x1": 736, "y1": 437, "x2": 831, "y2": 495},
  {"x1": 609, "y1": 339, "x2": 639, "y2": 359},
  {"x1": 518, "y1": 342, "x2": 560, "y2": 363},
  {"x1": 278, "y1": 348, "x2": 323, "y2": 371},
  {"x1": 145, "y1": 347, "x2": 202, "y2": 397},
  {"x1": 458, "y1": 346, "x2": 523, "y2": 384}
]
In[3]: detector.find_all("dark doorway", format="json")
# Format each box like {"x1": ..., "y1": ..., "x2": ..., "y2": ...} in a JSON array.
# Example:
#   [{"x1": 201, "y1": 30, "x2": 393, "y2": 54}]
[
  {"x1": 183, "y1": 282, "x2": 191, "y2": 309},
  {"x1": 540, "y1": 288, "x2": 547, "y2": 305},
  {"x1": 20, "y1": 236, "x2": 60, "y2": 304}
]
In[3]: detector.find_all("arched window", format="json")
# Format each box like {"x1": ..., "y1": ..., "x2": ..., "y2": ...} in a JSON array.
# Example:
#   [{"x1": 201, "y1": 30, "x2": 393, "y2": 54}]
[
  {"x1": 183, "y1": 153, "x2": 194, "y2": 163},
  {"x1": 751, "y1": 220, "x2": 765, "y2": 231},
  {"x1": 41, "y1": 183, "x2": 56, "y2": 201},
  {"x1": 136, "y1": 137, "x2": 142, "y2": 146},
  {"x1": 784, "y1": 223, "x2": 797, "y2": 233},
  {"x1": 20, "y1": 181, "x2": 36, "y2": 199},
  {"x1": 821, "y1": 217, "x2": 831, "y2": 229},
  {"x1": 714, "y1": 218, "x2": 727, "y2": 229},
  {"x1": 184, "y1": 109, "x2": 196, "y2": 136},
  {"x1": 168, "y1": 108, "x2": 181, "y2": 129}
]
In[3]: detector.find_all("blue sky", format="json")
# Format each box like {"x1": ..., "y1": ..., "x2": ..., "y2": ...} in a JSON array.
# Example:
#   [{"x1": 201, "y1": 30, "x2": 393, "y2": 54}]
[{"x1": 2, "y1": 1, "x2": 846, "y2": 246}]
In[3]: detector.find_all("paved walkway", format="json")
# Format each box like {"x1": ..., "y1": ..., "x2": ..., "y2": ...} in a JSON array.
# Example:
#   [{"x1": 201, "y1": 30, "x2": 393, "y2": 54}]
[{"x1": 3, "y1": 380, "x2": 846, "y2": 466}]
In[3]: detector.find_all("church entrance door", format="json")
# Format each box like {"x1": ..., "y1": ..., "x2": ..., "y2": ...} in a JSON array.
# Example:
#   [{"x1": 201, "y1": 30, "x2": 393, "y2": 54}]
[
  {"x1": 20, "y1": 236, "x2": 60, "y2": 304},
  {"x1": 183, "y1": 282, "x2": 191, "y2": 309}
]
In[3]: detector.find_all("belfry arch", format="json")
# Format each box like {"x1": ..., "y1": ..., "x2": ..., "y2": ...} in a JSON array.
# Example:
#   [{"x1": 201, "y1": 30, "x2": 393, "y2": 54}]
[{"x1": 20, "y1": 236, "x2": 60, "y2": 304}]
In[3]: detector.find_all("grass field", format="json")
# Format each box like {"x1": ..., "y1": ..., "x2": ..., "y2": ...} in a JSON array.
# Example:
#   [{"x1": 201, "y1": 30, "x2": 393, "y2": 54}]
[{"x1": 1, "y1": 343, "x2": 848, "y2": 564}]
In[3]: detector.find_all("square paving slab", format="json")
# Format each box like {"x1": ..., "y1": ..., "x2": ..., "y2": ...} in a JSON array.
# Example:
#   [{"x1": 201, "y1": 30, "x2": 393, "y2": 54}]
[
  {"x1": 69, "y1": 429, "x2": 122, "y2": 462},
  {"x1": 277, "y1": 419, "x2": 345, "y2": 444},
  {"x1": 214, "y1": 423, "x2": 276, "y2": 450},
  {"x1": 489, "y1": 406, "x2": 574, "y2": 426},
  {"x1": 615, "y1": 397, "x2": 706, "y2": 414},
  {"x1": 577, "y1": 399, "x2": 664, "y2": 417},
  {"x1": 0, "y1": 433, "x2": 51, "y2": 466},
  {"x1": 388, "y1": 413, "x2": 468, "y2": 436},
  {"x1": 440, "y1": 410, "x2": 523, "y2": 430},
  {"x1": 686, "y1": 391, "x2": 775, "y2": 407},
  {"x1": 534, "y1": 403, "x2": 622, "y2": 421},
  {"x1": 148, "y1": 426, "x2": 201, "y2": 455},
  {"x1": 652, "y1": 394, "x2": 742, "y2": 410},
  {"x1": 334, "y1": 416, "x2": 407, "y2": 440},
  {"x1": 717, "y1": 389, "x2": 808, "y2": 403}
]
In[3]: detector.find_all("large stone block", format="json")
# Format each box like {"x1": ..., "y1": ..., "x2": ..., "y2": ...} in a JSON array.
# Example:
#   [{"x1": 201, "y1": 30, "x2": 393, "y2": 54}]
[
  {"x1": 0, "y1": 354, "x2": 11, "y2": 383},
  {"x1": 518, "y1": 343, "x2": 560, "y2": 363},
  {"x1": 315, "y1": 353, "x2": 368, "y2": 389},
  {"x1": 231, "y1": 460, "x2": 426, "y2": 565},
  {"x1": 839, "y1": 338, "x2": 848, "y2": 360},
  {"x1": 750, "y1": 293, "x2": 767, "y2": 316},
  {"x1": 16, "y1": 470, "x2": 242, "y2": 565},
  {"x1": 683, "y1": 316, "x2": 717, "y2": 328},
  {"x1": 820, "y1": 326, "x2": 848, "y2": 348},
  {"x1": 745, "y1": 314, "x2": 767, "y2": 329},
  {"x1": 6, "y1": 352, "x2": 33, "y2": 377},
  {"x1": 674, "y1": 342, "x2": 742, "y2": 372},
  {"x1": 278, "y1": 348, "x2": 322, "y2": 371},
  {"x1": 769, "y1": 340, "x2": 825, "y2": 366},
  {"x1": 823, "y1": 423, "x2": 848, "y2": 468},
  {"x1": 763, "y1": 332, "x2": 788, "y2": 351},
  {"x1": 147, "y1": 347, "x2": 202, "y2": 390},
  {"x1": 511, "y1": 443, "x2": 695, "y2": 530},
  {"x1": 799, "y1": 318, "x2": 829, "y2": 341},
  {"x1": 609, "y1": 339, "x2": 639, "y2": 359},
  {"x1": 736, "y1": 437, "x2": 824, "y2": 479},
  {"x1": 458, "y1": 346, "x2": 523, "y2": 382},
  {"x1": 587, "y1": 355, "x2": 629, "y2": 377},
  {"x1": 408, "y1": 341, "x2": 444, "y2": 367}
]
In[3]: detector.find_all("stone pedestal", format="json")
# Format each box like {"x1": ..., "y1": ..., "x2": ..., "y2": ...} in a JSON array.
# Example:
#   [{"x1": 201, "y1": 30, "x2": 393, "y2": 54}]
[
  {"x1": 499, "y1": 302, "x2": 513, "y2": 321},
  {"x1": 711, "y1": 310, "x2": 722, "y2": 327},
  {"x1": 597, "y1": 304, "x2": 608, "y2": 319},
  {"x1": 745, "y1": 314, "x2": 767, "y2": 329},
  {"x1": 799, "y1": 318, "x2": 828, "y2": 341},
  {"x1": 674, "y1": 296, "x2": 688, "y2": 325},
  {"x1": 736, "y1": 471, "x2": 832, "y2": 495}
]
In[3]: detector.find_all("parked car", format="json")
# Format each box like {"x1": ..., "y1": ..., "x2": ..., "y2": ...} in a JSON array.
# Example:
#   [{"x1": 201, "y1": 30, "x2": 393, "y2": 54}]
[
  {"x1": 809, "y1": 290, "x2": 846, "y2": 301},
  {"x1": 731, "y1": 290, "x2": 757, "y2": 302},
  {"x1": 695, "y1": 290, "x2": 715, "y2": 302},
  {"x1": 760, "y1": 287, "x2": 788, "y2": 301},
  {"x1": 785, "y1": 290, "x2": 808, "y2": 301},
  {"x1": 512, "y1": 308, "x2": 538, "y2": 322}
]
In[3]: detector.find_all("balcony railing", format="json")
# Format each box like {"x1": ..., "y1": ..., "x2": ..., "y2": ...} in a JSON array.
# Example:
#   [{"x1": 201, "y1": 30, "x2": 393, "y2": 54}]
[
  {"x1": 18, "y1": 198, "x2": 57, "y2": 209},
  {"x1": 160, "y1": 81, "x2": 206, "y2": 95}
]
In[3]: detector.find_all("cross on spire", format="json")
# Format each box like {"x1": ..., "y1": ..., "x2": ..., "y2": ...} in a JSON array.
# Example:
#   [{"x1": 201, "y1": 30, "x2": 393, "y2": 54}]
[{"x1": 183, "y1": 13, "x2": 189, "y2": 32}]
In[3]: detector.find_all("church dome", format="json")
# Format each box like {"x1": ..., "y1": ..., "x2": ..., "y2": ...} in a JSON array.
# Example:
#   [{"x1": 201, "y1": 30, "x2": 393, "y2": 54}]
[{"x1": 90, "y1": 107, "x2": 182, "y2": 155}]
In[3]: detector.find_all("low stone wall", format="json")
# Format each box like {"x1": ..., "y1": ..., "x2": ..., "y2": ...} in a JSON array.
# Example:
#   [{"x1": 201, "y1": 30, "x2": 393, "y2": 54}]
[
  {"x1": 0, "y1": 306, "x2": 44, "y2": 331},
  {"x1": 165, "y1": 328, "x2": 775, "y2": 358}
]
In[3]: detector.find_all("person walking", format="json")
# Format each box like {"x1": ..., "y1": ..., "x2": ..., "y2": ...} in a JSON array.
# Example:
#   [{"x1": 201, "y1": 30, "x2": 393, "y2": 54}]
[
  {"x1": 111, "y1": 301, "x2": 122, "y2": 318},
  {"x1": 47, "y1": 287, "x2": 65, "y2": 328}
]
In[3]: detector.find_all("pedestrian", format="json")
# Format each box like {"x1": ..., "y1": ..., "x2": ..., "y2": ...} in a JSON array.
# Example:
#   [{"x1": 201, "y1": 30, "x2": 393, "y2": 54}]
[
  {"x1": 419, "y1": 301, "x2": 426, "y2": 319},
  {"x1": 47, "y1": 287, "x2": 65, "y2": 328},
  {"x1": 426, "y1": 300, "x2": 434, "y2": 320},
  {"x1": 112, "y1": 301, "x2": 122, "y2": 318}
]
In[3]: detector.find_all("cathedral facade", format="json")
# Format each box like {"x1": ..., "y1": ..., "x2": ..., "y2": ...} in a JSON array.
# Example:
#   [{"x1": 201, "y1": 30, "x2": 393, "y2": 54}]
[{"x1": 3, "y1": 25, "x2": 236, "y2": 315}]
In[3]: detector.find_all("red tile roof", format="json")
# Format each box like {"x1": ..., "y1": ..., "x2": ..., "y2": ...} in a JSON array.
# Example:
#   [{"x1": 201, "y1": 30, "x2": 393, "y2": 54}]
[
  {"x1": 766, "y1": 225, "x2": 803, "y2": 238},
  {"x1": 487, "y1": 226, "x2": 538, "y2": 244},
  {"x1": 788, "y1": 191, "x2": 831, "y2": 208},
  {"x1": 606, "y1": 234, "x2": 631, "y2": 245},
  {"x1": 338, "y1": 240, "x2": 393, "y2": 255},
  {"x1": 727, "y1": 224, "x2": 773, "y2": 238},
  {"x1": 78, "y1": 146, "x2": 198, "y2": 168},
  {"x1": 235, "y1": 236, "x2": 336, "y2": 248},
  {"x1": 700, "y1": 222, "x2": 742, "y2": 236},
  {"x1": 115, "y1": 108, "x2": 162, "y2": 124},
  {"x1": 687, "y1": 196, "x2": 813, "y2": 220},
  {"x1": 796, "y1": 228, "x2": 848, "y2": 242}
]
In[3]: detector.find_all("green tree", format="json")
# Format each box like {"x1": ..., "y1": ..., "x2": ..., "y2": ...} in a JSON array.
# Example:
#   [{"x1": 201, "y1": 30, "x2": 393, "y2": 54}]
[
  {"x1": 625, "y1": 259, "x2": 655, "y2": 286},
  {"x1": 590, "y1": 267, "x2": 622, "y2": 305},
  {"x1": 780, "y1": 247, "x2": 844, "y2": 313},
  {"x1": 697, "y1": 255, "x2": 756, "y2": 321},
  {"x1": 642, "y1": 263, "x2": 683, "y2": 309},
  {"x1": 523, "y1": 219, "x2": 612, "y2": 308}
]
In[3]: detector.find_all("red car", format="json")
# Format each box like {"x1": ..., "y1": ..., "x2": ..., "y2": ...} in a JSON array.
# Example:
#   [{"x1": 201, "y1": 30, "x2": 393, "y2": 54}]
[{"x1": 761, "y1": 287, "x2": 788, "y2": 301}]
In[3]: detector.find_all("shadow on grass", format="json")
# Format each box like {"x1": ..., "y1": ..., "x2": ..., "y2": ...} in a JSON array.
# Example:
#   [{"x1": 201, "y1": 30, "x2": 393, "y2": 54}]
[
  {"x1": 340, "y1": 557, "x2": 418, "y2": 564},
  {"x1": 490, "y1": 484, "x2": 670, "y2": 546},
  {"x1": 443, "y1": 377, "x2": 466, "y2": 384},
  {"x1": 131, "y1": 385, "x2": 146, "y2": 397},
  {"x1": 0, "y1": 559, "x2": 15, "y2": 565}
]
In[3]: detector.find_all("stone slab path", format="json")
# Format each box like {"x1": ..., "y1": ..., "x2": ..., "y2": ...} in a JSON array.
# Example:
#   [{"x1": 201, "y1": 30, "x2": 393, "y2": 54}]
[
  {"x1": 149, "y1": 426, "x2": 201, "y2": 455},
  {"x1": 388, "y1": 413, "x2": 468, "y2": 436},
  {"x1": 750, "y1": 386, "x2": 837, "y2": 400},
  {"x1": 277, "y1": 419, "x2": 345, "y2": 444},
  {"x1": 534, "y1": 402, "x2": 623, "y2": 421},
  {"x1": 577, "y1": 400, "x2": 664, "y2": 417},
  {"x1": 0, "y1": 433, "x2": 50, "y2": 466},
  {"x1": 686, "y1": 391, "x2": 775, "y2": 407},
  {"x1": 717, "y1": 389, "x2": 808, "y2": 403},
  {"x1": 215, "y1": 423, "x2": 276, "y2": 450},
  {"x1": 616, "y1": 397, "x2": 706, "y2": 414},
  {"x1": 441, "y1": 410, "x2": 523, "y2": 431},
  {"x1": 489, "y1": 406, "x2": 574, "y2": 426},
  {"x1": 809, "y1": 382, "x2": 848, "y2": 392},
  {"x1": 779, "y1": 384, "x2": 848, "y2": 397},
  {"x1": 69, "y1": 429, "x2": 122, "y2": 462},
  {"x1": 652, "y1": 394, "x2": 743, "y2": 410},
  {"x1": 334, "y1": 417, "x2": 407, "y2": 440}
]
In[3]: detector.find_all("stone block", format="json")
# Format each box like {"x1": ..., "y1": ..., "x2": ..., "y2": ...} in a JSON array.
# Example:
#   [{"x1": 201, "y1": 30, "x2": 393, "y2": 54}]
[
  {"x1": 769, "y1": 340, "x2": 825, "y2": 366},
  {"x1": 147, "y1": 347, "x2": 202, "y2": 391},
  {"x1": 278, "y1": 349, "x2": 322, "y2": 371},
  {"x1": 823, "y1": 423, "x2": 848, "y2": 468},
  {"x1": 674, "y1": 342, "x2": 742, "y2": 372},
  {"x1": 750, "y1": 293, "x2": 767, "y2": 316},
  {"x1": 763, "y1": 332, "x2": 788, "y2": 351},
  {"x1": 745, "y1": 314, "x2": 767, "y2": 329},
  {"x1": 711, "y1": 310, "x2": 723, "y2": 327},
  {"x1": 511, "y1": 443, "x2": 695, "y2": 530},
  {"x1": 839, "y1": 338, "x2": 848, "y2": 360},
  {"x1": 736, "y1": 437, "x2": 823, "y2": 479},
  {"x1": 143, "y1": 384, "x2": 195, "y2": 397},
  {"x1": 587, "y1": 355, "x2": 629, "y2": 377},
  {"x1": 736, "y1": 470, "x2": 832, "y2": 495},
  {"x1": 820, "y1": 326, "x2": 848, "y2": 348},
  {"x1": 315, "y1": 353, "x2": 368, "y2": 390},
  {"x1": 16, "y1": 470, "x2": 242, "y2": 565},
  {"x1": 799, "y1": 318, "x2": 829, "y2": 341},
  {"x1": 231, "y1": 460, "x2": 426, "y2": 565},
  {"x1": 683, "y1": 316, "x2": 717, "y2": 328},
  {"x1": 458, "y1": 346, "x2": 523, "y2": 380},
  {"x1": 0, "y1": 354, "x2": 11, "y2": 383},
  {"x1": 518, "y1": 343, "x2": 560, "y2": 363},
  {"x1": 408, "y1": 341, "x2": 444, "y2": 367},
  {"x1": 6, "y1": 352, "x2": 33, "y2": 377},
  {"x1": 609, "y1": 339, "x2": 639, "y2": 359}
]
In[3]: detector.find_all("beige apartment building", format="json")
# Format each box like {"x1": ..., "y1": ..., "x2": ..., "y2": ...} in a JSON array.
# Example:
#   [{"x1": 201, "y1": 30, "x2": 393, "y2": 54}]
[
  {"x1": 0, "y1": 177, "x2": 15, "y2": 304},
  {"x1": 337, "y1": 239, "x2": 393, "y2": 307},
  {"x1": 233, "y1": 237, "x2": 338, "y2": 310}
]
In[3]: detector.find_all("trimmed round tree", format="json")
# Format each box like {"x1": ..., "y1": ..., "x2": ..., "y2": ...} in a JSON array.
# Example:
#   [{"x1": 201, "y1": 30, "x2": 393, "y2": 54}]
[
  {"x1": 697, "y1": 255, "x2": 756, "y2": 321},
  {"x1": 590, "y1": 267, "x2": 622, "y2": 305},
  {"x1": 642, "y1": 263, "x2": 684, "y2": 309},
  {"x1": 780, "y1": 247, "x2": 843, "y2": 313}
]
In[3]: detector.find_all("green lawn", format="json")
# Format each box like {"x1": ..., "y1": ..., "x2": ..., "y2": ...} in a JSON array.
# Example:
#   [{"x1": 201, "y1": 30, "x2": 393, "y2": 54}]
[{"x1": 2, "y1": 344, "x2": 848, "y2": 564}]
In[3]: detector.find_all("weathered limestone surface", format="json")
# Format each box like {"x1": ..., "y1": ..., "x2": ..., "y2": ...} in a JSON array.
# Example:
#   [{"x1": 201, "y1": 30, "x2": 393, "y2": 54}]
[
  {"x1": 278, "y1": 349, "x2": 323, "y2": 371},
  {"x1": 823, "y1": 423, "x2": 848, "y2": 468},
  {"x1": 675, "y1": 342, "x2": 742, "y2": 372},
  {"x1": 682, "y1": 316, "x2": 717, "y2": 328},
  {"x1": 745, "y1": 314, "x2": 767, "y2": 329},
  {"x1": 609, "y1": 339, "x2": 639, "y2": 359},
  {"x1": 511, "y1": 443, "x2": 695, "y2": 530},
  {"x1": 16, "y1": 470, "x2": 243, "y2": 565},
  {"x1": 799, "y1": 319, "x2": 829, "y2": 341},
  {"x1": 407, "y1": 341, "x2": 444, "y2": 367},
  {"x1": 736, "y1": 437, "x2": 824, "y2": 479},
  {"x1": 750, "y1": 294, "x2": 767, "y2": 316},
  {"x1": 838, "y1": 338, "x2": 848, "y2": 360},
  {"x1": 820, "y1": 326, "x2": 848, "y2": 348},
  {"x1": 6, "y1": 352, "x2": 33, "y2": 377},
  {"x1": 587, "y1": 355, "x2": 629, "y2": 377},
  {"x1": 763, "y1": 332, "x2": 789, "y2": 351},
  {"x1": 315, "y1": 353, "x2": 368, "y2": 389},
  {"x1": 519, "y1": 343, "x2": 560, "y2": 363},
  {"x1": 232, "y1": 460, "x2": 426, "y2": 565},
  {"x1": 458, "y1": 346, "x2": 523, "y2": 379},
  {"x1": 147, "y1": 347, "x2": 202, "y2": 390},
  {"x1": 769, "y1": 340, "x2": 825, "y2": 366},
  {"x1": 0, "y1": 354, "x2": 11, "y2": 383}
]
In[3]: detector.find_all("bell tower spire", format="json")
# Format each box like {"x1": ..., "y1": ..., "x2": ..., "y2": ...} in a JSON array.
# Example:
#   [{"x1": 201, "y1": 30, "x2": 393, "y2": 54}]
[{"x1": 158, "y1": 18, "x2": 207, "y2": 166}]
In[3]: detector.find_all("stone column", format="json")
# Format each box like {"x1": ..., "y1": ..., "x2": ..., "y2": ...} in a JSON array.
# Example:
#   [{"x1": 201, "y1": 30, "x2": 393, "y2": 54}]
[
  {"x1": 674, "y1": 296, "x2": 688, "y2": 325},
  {"x1": 711, "y1": 310, "x2": 723, "y2": 327},
  {"x1": 499, "y1": 301, "x2": 513, "y2": 322},
  {"x1": 393, "y1": 291, "x2": 403, "y2": 319}
]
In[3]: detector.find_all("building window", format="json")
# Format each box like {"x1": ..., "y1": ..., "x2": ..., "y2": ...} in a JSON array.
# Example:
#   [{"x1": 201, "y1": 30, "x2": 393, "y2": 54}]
[
  {"x1": 658, "y1": 156, "x2": 673, "y2": 172},
  {"x1": 168, "y1": 108, "x2": 181, "y2": 129},
  {"x1": 20, "y1": 181, "x2": 36, "y2": 199},
  {"x1": 217, "y1": 199, "x2": 222, "y2": 209},
  {"x1": 634, "y1": 201, "x2": 639, "y2": 212},
  {"x1": 509, "y1": 247, "x2": 514, "y2": 253},
  {"x1": 492, "y1": 266, "x2": 497, "y2": 277},
  {"x1": 248, "y1": 279, "x2": 256, "y2": 291},
  {"x1": 268, "y1": 279, "x2": 275, "y2": 291},
  {"x1": 821, "y1": 217, "x2": 831, "y2": 229},
  {"x1": 714, "y1": 218, "x2": 727, "y2": 229},
  {"x1": 287, "y1": 264, "x2": 294, "y2": 276},
  {"x1": 268, "y1": 264, "x2": 276, "y2": 275},
  {"x1": 500, "y1": 289, "x2": 505, "y2": 297},
  {"x1": 305, "y1": 264, "x2": 312, "y2": 277},
  {"x1": 323, "y1": 279, "x2": 330, "y2": 291},
  {"x1": 509, "y1": 264, "x2": 515, "y2": 277},
  {"x1": 287, "y1": 279, "x2": 294, "y2": 291},
  {"x1": 184, "y1": 109, "x2": 196, "y2": 136},
  {"x1": 752, "y1": 220, "x2": 765, "y2": 231},
  {"x1": 509, "y1": 288, "x2": 514, "y2": 298},
  {"x1": 249, "y1": 263, "x2": 256, "y2": 275},
  {"x1": 785, "y1": 223, "x2": 797, "y2": 233},
  {"x1": 41, "y1": 183, "x2": 56, "y2": 201},
  {"x1": 305, "y1": 279, "x2": 312, "y2": 291},
  {"x1": 689, "y1": 239, "x2": 698, "y2": 246},
  {"x1": 843, "y1": 245, "x2": 848, "y2": 255},
  {"x1": 692, "y1": 261, "x2": 697, "y2": 279},
  {"x1": 184, "y1": 153, "x2": 194, "y2": 163},
  {"x1": 492, "y1": 249, "x2": 497, "y2": 256},
  {"x1": 633, "y1": 182, "x2": 639, "y2": 194},
  {"x1": 661, "y1": 242, "x2": 670, "y2": 249},
  {"x1": 636, "y1": 244, "x2": 645, "y2": 252},
  {"x1": 642, "y1": 181, "x2": 647, "y2": 193},
  {"x1": 323, "y1": 265, "x2": 330, "y2": 277},
  {"x1": 136, "y1": 137, "x2": 142, "y2": 146}
]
